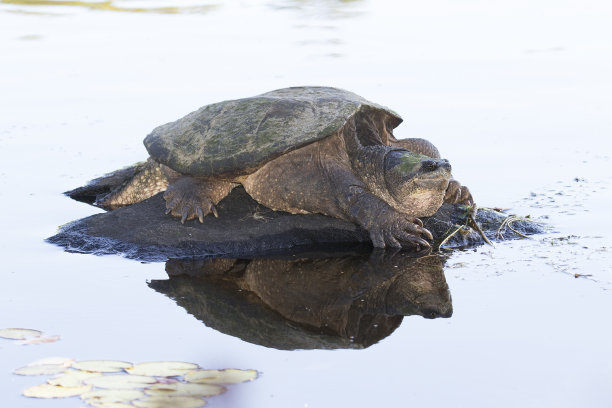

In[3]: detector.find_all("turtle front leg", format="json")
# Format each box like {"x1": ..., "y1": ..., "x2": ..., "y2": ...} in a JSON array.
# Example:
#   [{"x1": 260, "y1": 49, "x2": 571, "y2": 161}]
[
  {"x1": 163, "y1": 177, "x2": 237, "y2": 223},
  {"x1": 444, "y1": 179, "x2": 474, "y2": 206},
  {"x1": 345, "y1": 186, "x2": 434, "y2": 249}
]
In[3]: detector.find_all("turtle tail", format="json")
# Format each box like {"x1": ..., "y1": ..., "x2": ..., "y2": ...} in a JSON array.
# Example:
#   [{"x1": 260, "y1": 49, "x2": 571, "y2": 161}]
[{"x1": 65, "y1": 158, "x2": 169, "y2": 210}]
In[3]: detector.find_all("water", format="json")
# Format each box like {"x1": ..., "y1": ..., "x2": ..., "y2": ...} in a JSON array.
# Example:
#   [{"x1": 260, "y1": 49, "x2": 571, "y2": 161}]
[{"x1": 1, "y1": 1, "x2": 611, "y2": 407}]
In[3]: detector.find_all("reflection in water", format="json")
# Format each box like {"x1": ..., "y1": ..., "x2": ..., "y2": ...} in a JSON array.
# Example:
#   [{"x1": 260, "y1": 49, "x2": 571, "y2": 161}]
[
  {"x1": 149, "y1": 251, "x2": 452, "y2": 350},
  {"x1": 268, "y1": 0, "x2": 363, "y2": 19},
  {"x1": 0, "y1": 0, "x2": 219, "y2": 14},
  {"x1": 1, "y1": 0, "x2": 363, "y2": 15},
  {"x1": 273, "y1": 0, "x2": 365, "y2": 58}
]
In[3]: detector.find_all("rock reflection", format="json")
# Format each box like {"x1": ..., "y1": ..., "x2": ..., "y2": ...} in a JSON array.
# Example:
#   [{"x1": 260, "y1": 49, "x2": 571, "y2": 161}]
[{"x1": 149, "y1": 251, "x2": 452, "y2": 350}]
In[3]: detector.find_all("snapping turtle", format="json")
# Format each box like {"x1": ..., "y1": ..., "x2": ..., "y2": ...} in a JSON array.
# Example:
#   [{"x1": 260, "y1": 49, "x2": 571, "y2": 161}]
[{"x1": 95, "y1": 87, "x2": 472, "y2": 249}]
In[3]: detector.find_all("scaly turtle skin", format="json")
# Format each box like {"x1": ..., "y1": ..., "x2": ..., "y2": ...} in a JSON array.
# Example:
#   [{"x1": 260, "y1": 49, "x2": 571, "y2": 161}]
[{"x1": 97, "y1": 86, "x2": 473, "y2": 249}]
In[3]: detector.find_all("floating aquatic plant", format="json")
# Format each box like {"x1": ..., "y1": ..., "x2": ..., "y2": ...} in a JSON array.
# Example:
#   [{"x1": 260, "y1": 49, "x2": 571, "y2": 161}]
[
  {"x1": 2, "y1": 327, "x2": 259, "y2": 406},
  {"x1": 0, "y1": 328, "x2": 43, "y2": 340},
  {"x1": 16, "y1": 357, "x2": 257, "y2": 407},
  {"x1": 0, "y1": 327, "x2": 60, "y2": 345}
]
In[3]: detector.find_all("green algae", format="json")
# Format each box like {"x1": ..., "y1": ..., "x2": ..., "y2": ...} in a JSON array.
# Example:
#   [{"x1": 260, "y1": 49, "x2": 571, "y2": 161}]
[{"x1": 393, "y1": 152, "x2": 429, "y2": 174}]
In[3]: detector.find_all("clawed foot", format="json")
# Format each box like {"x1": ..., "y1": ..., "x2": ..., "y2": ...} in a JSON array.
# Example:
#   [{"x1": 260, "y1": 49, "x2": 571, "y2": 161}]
[
  {"x1": 369, "y1": 211, "x2": 434, "y2": 250},
  {"x1": 444, "y1": 179, "x2": 474, "y2": 206},
  {"x1": 163, "y1": 178, "x2": 218, "y2": 224}
]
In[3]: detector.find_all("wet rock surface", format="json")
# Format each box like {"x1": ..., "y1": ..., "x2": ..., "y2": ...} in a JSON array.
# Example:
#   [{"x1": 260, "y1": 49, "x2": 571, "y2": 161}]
[{"x1": 48, "y1": 187, "x2": 544, "y2": 261}]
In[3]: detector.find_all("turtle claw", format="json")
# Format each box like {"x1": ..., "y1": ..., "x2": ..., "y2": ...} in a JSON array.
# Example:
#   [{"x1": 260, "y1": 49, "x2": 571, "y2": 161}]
[
  {"x1": 420, "y1": 226, "x2": 434, "y2": 241},
  {"x1": 181, "y1": 209, "x2": 189, "y2": 224},
  {"x1": 162, "y1": 177, "x2": 234, "y2": 223},
  {"x1": 369, "y1": 212, "x2": 433, "y2": 250},
  {"x1": 445, "y1": 179, "x2": 474, "y2": 206},
  {"x1": 165, "y1": 195, "x2": 216, "y2": 224}
]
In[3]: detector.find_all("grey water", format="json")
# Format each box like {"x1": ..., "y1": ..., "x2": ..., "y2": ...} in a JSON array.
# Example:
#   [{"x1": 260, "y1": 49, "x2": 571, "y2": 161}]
[{"x1": 1, "y1": 0, "x2": 611, "y2": 407}]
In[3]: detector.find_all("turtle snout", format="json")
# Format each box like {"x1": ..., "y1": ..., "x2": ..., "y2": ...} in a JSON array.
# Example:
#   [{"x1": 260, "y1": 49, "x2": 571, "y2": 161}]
[{"x1": 421, "y1": 158, "x2": 451, "y2": 173}]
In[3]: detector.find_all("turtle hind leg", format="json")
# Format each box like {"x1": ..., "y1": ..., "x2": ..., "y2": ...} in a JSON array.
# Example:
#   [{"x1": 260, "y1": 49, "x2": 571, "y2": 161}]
[
  {"x1": 163, "y1": 177, "x2": 237, "y2": 223},
  {"x1": 95, "y1": 158, "x2": 169, "y2": 210}
]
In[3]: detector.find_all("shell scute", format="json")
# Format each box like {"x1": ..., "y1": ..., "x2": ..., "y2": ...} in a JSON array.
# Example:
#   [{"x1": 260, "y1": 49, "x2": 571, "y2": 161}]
[{"x1": 144, "y1": 87, "x2": 401, "y2": 177}]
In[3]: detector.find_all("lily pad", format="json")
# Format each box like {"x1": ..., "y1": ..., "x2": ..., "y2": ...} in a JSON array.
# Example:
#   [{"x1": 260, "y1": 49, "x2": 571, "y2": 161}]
[
  {"x1": 133, "y1": 396, "x2": 207, "y2": 408},
  {"x1": 184, "y1": 369, "x2": 258, "y2": 384},
  {"x1": 0, "y1": 328, "x2": 42, "y2": 340},
  {"x1": 17, "y1": 335, "x2": 60, "y2": 345},
  {"x1": 81, "y1": 388, "x2": 145, "y2": 405},
  {"x1": 85, "y1": 402, "x2": 135, "y2": 408},
  {"x1": 126, "y1": 361, "x2": 199, "y2": 377},
  {"x1": 27, "y1": 357, "x2": 74, "y2": 367},
  {"x1": 72, "y1": 360, "x2": 133, "y2": 373},
  {"x1": 48, "y1": 371, "x2": 102, "y2": 387},
  {"x1": 145, "y1": 382, "x2": 225, "y2": 397},
  {"x1": 23, "y1": 383, "x2": 92, "y2": 398},
  {"x1": 85, "y1": 374, "x2": 158, "y2": 389},
  {"x1": 14, "y1": 364, "x2": 69, "y2": 376}
]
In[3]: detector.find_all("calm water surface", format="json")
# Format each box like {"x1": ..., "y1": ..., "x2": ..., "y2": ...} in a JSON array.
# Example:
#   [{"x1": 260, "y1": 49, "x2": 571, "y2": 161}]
[{"x1": 1, "y1": 1, "x2": 611, "y2": 407}]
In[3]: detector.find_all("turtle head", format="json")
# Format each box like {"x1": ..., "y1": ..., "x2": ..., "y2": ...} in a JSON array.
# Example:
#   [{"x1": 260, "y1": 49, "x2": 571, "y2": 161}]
[{"x1": 383, "y1": 150, "x2": 451, "y2": 217}]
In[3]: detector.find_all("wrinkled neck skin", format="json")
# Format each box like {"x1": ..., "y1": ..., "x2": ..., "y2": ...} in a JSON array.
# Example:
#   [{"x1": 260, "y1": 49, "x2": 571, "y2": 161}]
[
  {"x1": 342, "y1": 117, "x2": 397, "y2": 203},
  {"x1": 348, "y1": 144, "x2": 404, "y2": 205},
  {"x1": 344, "y1": 120, "x2": 451, "y2": 218}
]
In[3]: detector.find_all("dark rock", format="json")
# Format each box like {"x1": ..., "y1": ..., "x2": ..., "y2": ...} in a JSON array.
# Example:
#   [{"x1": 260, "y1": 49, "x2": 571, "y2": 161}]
[{"x1": 48, "y1": 187, "x2": 544, "y2": 262}]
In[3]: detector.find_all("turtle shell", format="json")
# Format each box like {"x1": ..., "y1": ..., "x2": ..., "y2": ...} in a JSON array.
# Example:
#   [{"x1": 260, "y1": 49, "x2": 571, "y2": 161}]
[{"x1": 144, "y1": 86, "x2": 402, "y2": 178}]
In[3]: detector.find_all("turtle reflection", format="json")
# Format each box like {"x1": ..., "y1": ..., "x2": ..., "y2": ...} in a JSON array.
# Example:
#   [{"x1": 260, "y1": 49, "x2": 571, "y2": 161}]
[{"x1": 149, "y1": 251, "x2": 452, "y2": 350}]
